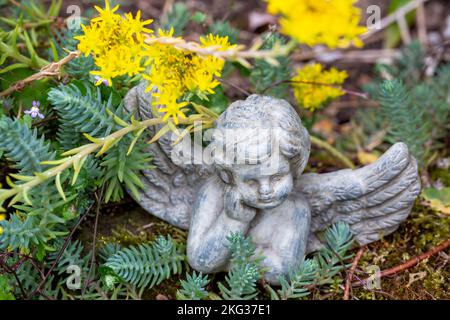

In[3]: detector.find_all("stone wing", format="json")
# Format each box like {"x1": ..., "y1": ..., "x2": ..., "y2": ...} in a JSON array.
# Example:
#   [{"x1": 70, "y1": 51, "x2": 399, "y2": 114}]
[
  {"x1": 123, "y1": 82, "x2": 214, "y2": 229},
  {"x1": 295, "y1": 142, "x2": 421, "y2": 252}
]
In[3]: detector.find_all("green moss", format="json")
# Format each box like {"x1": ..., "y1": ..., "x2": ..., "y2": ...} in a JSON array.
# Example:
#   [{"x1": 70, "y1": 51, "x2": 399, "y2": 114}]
[
  {"x1": 423, "y1": 266, "x2": 447, "y2": 299},
  {"x1": 430, "y1": 167, "x2": 450, "y2": 187},
  {"x1": 348, "y1": 200, "x2": 449, "y2": 300},
  {"x1": 78, "y1": 194, "x2": 449, "y2": 300}
]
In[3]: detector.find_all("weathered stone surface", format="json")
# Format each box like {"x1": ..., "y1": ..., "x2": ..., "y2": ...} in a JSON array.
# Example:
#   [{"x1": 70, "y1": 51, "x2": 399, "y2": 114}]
[
  {"x1": 123, "y1": 82, "x2": 215, "y2": 229},
  {"x1": 124, "y1": 86, "x2": 421, "y2": 284}
]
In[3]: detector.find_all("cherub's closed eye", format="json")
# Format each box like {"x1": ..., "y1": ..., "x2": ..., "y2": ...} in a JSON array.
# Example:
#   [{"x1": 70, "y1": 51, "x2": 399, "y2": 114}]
[
  {"x1": 271, "y1": 174, "x2": 283, "y2": 182},
  {"x1": 245, "y1": 179, "x2": 258, "y2": 187}
]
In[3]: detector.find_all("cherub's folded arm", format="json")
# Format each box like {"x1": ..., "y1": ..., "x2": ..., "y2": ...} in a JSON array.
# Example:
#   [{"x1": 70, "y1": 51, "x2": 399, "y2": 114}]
[
  {"x1": 254, "y1": 197, "x2": 311, "y2": 285},
  {"x1": 187, "y1": 176, "x2": 252, "y2": 273}
]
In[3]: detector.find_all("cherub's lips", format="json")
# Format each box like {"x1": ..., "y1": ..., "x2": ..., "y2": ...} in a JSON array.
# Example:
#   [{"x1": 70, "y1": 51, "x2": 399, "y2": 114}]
[{"x1": 259, "y1": 197, "x2": 275, "y2": 203}]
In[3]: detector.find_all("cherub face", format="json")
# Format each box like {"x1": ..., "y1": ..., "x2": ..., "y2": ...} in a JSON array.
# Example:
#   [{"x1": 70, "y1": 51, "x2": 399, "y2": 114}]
[{"x1": 231, "y1": 155, "x2": 293, "y2": 210}]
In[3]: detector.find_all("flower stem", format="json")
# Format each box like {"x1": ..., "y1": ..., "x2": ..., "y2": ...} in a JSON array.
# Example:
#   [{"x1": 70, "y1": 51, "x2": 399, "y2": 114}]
[
  {"x1": 310, "y1": 135, "x2": 355, "y2": 169},
  {"x1": 0, "y1": 51, "x2": 79, "y2": 98},
  {"x1": 0, "y1": 116, "x2": 211, "y2": 210},
  {"x1": 263, "y1": 79, "x2": 369, "y2": 99}
]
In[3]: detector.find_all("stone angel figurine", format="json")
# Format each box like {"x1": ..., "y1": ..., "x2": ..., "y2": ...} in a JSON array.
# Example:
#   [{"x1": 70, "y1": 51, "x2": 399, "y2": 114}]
[{"x1": 124, "y1": 83, "x2": 421, "y2": 284}]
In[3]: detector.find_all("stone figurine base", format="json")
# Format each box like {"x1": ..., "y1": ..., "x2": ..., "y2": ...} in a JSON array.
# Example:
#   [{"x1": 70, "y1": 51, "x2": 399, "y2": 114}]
[{"x1": 124, "y1": 83, "x2": 421, "y2": 284}]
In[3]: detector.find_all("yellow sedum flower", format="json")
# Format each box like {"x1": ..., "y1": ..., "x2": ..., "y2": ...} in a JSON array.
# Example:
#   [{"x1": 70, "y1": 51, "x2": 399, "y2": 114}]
[
  {"x1": 75, "y1": 0, "x2": 153, "y2": 85},
  {"x1": 144, "y1": 29, "x2": 233, "y2": 122},
  {"x1": 76, "y1": 2, "x2": 233, "y2": 124},
  {"x1": 124, "y1": 10, "x2": 153, "y2": 41},
  {"x1": 0, "y1": 213, "x2": 5, "y2": 235},
  {"x1": 152, "y1": 91, "x2": 189, "y2": 124},
  {"x1": 200, "y1": 34, "x2": 236, "y2": 51},
  {"x1": 291, "y1": 63, "x2": 348, "y2": 111},
  {"x1": 186, "y1": 65, "x2": 221, "y2": 95},
  {"x1": 267, "y1": 0, "x2": 366, "y2": 48}
]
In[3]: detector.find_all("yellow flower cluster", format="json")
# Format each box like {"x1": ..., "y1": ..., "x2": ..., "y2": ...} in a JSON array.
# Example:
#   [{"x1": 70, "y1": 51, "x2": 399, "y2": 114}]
[
  {"x1": 75, "y1": 0, "x2": 153, "y2": 85},
  {"x1": 291, "y1": 63, "x2": 348, "y2": 111},
  {"x1": 144, "y1": 30, "x2": 235, "y2": 123},
  {"x1": 76, "y1": 1, "x2": 234, "y2": 124},
  {"x1": 267, "y1": 0, "x2": 366, "y2": 48}
]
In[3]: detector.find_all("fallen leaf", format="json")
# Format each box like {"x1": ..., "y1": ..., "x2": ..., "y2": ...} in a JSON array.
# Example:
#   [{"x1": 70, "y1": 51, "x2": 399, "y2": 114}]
[
  {"x1": 357, "y1": 150, "x2": 379, "y2": 165},
  {"x1": 406, "y1": 271, "x2": 427, "y2": 288},
  {"x1": 312, "y1": 119, "x2": 335, "y2": 144},
  {"x1": 248, "y1": 11, "x2": 277, "y2": 31},
  {"x1": 421, "y1": 187, "x2": 450, "y2": 215}
]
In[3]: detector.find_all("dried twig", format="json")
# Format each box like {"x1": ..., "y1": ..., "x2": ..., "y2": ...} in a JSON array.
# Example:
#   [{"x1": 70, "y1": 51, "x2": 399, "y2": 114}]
[
  {"x1": 145, "y1": 35, "x2": 296, "y2": 67},
  {"x1": 29, "y1": 202, "x2": 95, "y2": 299},
  {"x1": 343, "y1": 247, "x2": 366, "y2": 300},
  {"x1": 416, "y1": 2, "x2": 428, "y2": 46},
  {"x1": 220, "y1": 78, "x2": 252, "y2": 96},
  {"x1": 161, "y1": 0, "x2": 175, "y2": 17},
  {"x1": 0, "y1": 251, "x2": 45, "y2": 279},
  {"x1": 137, "y1": 223, "x2": 155, "y2": 231},
  {"x1": 82, "y1": 188, "x2": 104, "y2": 298},
  {"x1": 0, "y1": 260, "x2": 28, "y2": 299},
  {"x1": 351, "y1": 273, "x2": 398, "y2": 300},
  {"x1": 0, "y1": 32, "x2": 291, "y2": 100},
  {"x1": 360, "y1": 0, "x2": 430, "y2": 41},
  {"x1": 396, "y1": 12, "x2": 412, "y2": 45},
  {"x1": 292, "y1": 48, "x2": 401, "y2": 64},
  {"x1": 0, "y1": 51, "x2": 80, "y2": 98},
  {"x1": 263, "y1": 79, "x2": 369, "y2": 100},
  {"x1": 378, "y1": 238, "x2": 450, "y2": 278},
  {"x1": 32, "y1": 115, "x2": 58, "y2": 128},
  {"x1": 7, "y1": 0, "x2": 23, "y2": 9},
  {"x1": 353, "y1": 237, "x2": 450, "y2": 287}
]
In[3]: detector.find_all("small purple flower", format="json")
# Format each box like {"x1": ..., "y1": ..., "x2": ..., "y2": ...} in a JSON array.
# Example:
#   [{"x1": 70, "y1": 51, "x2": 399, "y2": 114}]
[
  {"x1": 94, "y1": 76, "x2": 109, "y2": 86},
  {"x1": 24, "y1": 100, "x2": 44, "y2": 119}
]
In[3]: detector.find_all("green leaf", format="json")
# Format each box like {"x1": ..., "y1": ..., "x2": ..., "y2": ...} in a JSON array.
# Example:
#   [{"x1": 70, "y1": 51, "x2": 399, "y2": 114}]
[
  {"x1": 249, "y1": 32, "x2": 291, "y2": 98},
  {"x1": 218, "y1": 233, "x2": 264, "y2": 300},
  {"x1": 161, "y1": 3, "x2": 190, "y2": 36},
  {"x1": 0, "y1": 274, "x2": 15, "y2": 300},
  {"x1": 191, "y1": 11, "x2": 206, "y2": 24},
  {"x1": 0, "y1": 63, "x2": 28, "y2": 74},
  {"x1": 104, "y1": 236, "x2": 185, "y2": 289},
  {"x1": 0, "y1": 116, "x2": 55, "y2": 175},
  {"x1": 177, "y1": 272, "x2": 210, "y2": 300},
  {"x1": 47, "y1": 0, "x2": 62, "y2": 17},
  {"x1": 48, "y1": 83, "x2": 120, "y2": 150},
  {"x1": 422, "y1": 187, "x2": 450, "y2": 214},
  {"x1": 101, "y1": 135, "x2": 153, "y2": 203},
  {"x1": 208, "y1": 21, "x2": 239, "y2": 44}
]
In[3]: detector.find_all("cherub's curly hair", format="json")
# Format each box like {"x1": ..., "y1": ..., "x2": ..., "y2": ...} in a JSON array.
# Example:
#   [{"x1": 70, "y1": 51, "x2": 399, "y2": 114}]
[{"x1": 211, "y1": 94, "x2": 310, "y2": 180}]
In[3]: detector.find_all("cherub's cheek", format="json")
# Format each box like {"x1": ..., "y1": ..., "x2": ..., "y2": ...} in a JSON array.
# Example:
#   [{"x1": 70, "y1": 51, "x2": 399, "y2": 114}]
[
  {"x1": 274, "y1": 180, "x2": 293, "y2": 197},
  {"x1": 238, "y1": 186, "x2": 257, "y2": 202},
  {"x1": 248, "y1": 190, "x2": 259, "y2": 201}
]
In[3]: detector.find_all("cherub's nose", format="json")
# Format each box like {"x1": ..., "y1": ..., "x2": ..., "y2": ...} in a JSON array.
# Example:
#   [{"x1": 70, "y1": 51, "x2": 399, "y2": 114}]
[{"x1": 259, "y1": 180, "x2": 273, "y2": 196}]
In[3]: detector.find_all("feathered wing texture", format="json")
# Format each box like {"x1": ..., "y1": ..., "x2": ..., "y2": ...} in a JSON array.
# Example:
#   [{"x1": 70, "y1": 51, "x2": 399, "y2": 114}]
[
  {"x1": 123, "y1": 82, "x2": 214, "y2": 229},
  {"x1": 296, "y1": 142, "x2": 421, "y2": 252}
]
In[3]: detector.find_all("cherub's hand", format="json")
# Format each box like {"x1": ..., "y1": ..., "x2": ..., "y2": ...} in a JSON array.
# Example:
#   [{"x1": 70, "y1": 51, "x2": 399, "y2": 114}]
[{"x1": 224, "y1": 186, "x2": 257, "y2": 223}]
